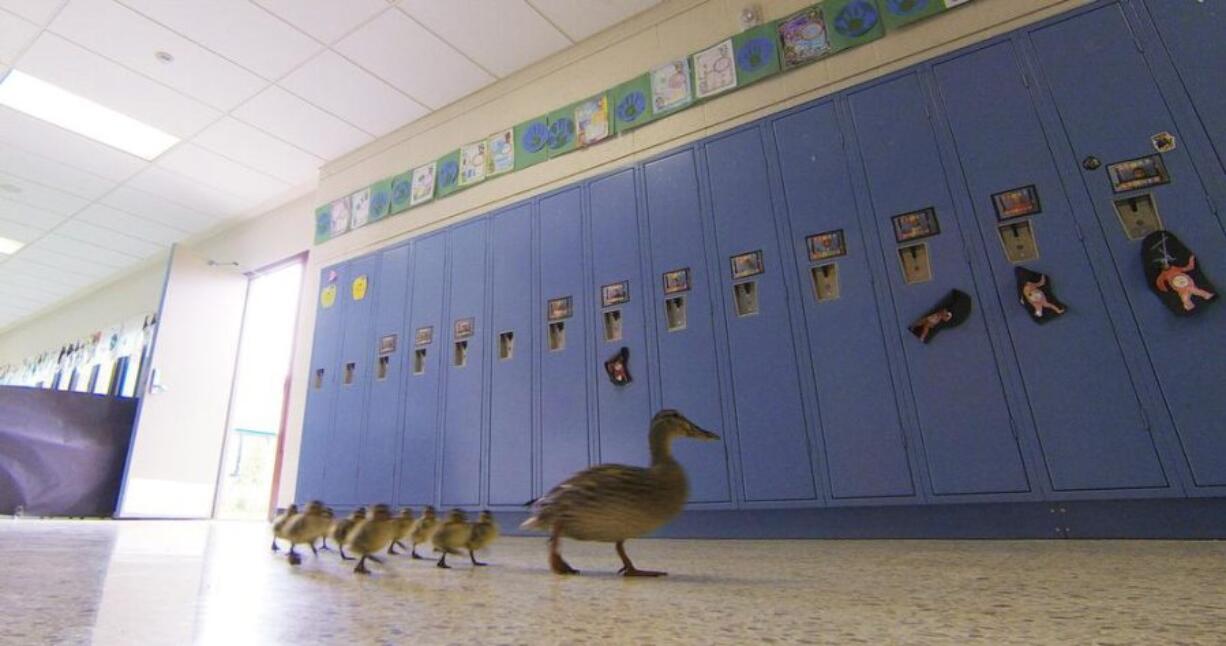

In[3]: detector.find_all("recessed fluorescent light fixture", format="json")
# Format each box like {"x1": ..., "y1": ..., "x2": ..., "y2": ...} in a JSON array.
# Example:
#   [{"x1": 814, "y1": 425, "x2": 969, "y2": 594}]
[
  {"x1": 0, "y1": 70, "x2": 179, "y2": 160},
  {"x1": 0, "y1": 236, "x2": 24, "y2": 255}
]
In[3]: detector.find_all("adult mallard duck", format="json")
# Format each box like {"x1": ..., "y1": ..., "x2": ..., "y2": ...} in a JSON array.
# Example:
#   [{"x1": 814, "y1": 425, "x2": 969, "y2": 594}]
[{"x1": 522, "y1": 409, "x2": 719, "y2": 576}]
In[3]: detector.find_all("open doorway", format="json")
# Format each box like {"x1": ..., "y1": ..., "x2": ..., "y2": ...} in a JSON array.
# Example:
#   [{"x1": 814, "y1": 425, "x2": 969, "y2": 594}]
[{"x1": 213, "y1": 258, "x2": 304, "y2": 520}]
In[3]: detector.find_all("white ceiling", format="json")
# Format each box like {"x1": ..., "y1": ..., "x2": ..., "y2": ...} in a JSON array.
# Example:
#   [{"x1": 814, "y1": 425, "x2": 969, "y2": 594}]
[{"x1": 0, "y1": 0, "x2": 660, "y2": 333}]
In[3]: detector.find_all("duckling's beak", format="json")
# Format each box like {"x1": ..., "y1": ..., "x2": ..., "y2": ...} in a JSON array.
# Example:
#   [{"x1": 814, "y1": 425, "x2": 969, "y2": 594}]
[{"x1": 691, "y1": 425, "x2": 720, "y2": 441}]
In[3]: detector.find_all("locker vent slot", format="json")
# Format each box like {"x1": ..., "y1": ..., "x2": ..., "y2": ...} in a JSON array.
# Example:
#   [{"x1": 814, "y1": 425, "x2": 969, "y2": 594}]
[
  {"x1": 376, "y1": 356, "x2": 390, "y2": 381},
  {"x1": 453, "y1": 340, "x2": 468, "y2": 367},
  {"x1": 665, "y1": 296, "x2": 687, "y2": 331},
  {"x1": 343, "y1": 362, "x2": 355, "y2": 385},
  {"x1": 998, "y1": 220, "x2": 1039, "y2": 263},
  {"x1": 811, "y1": 263, "x2": 840, "y2": 302},
  {"x1": 898, "y1": 243, "x2": 932, "y2": 285},
  {"x1": 603, "y1": 309, "x2": 623, "y2": 342},
  {"x1": 1112, "y1": 193, "x2": 1162, "y2": 241},
  {"x1": 498, "y1": 331, "x2": 514, "y2": 360},
  {"x1": 313, "y1": 368, "x2": 324, "y2": 389},
  {"x1": 733, "y1": 281, "x2": 759, "y2": 317},
  {"x1": 549, "y1": 321, "x2": 566, "y2": 351},
  {"x1": 413, "y1": 349, "x2": 427, "y2": 375}
]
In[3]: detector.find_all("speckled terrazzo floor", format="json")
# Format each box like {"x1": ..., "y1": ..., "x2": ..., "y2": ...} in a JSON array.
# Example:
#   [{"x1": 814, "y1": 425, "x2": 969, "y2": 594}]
[{"x1": 0, "y1": 520, "x2": 1222, "y2": 645}]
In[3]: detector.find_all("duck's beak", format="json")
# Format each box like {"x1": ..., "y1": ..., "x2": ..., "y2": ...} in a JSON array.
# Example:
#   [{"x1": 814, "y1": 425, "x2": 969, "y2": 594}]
[{"x1": 692, "y1": 425, "x2": 720, "y2": 441}]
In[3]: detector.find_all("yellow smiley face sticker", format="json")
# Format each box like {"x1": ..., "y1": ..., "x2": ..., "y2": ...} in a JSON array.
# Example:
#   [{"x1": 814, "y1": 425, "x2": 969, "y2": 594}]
[
  {"x1": 320, "y1": 284, "x2": 338, "y2": 309},
  {"x1": 352, "y1": 275, "x2": 369, "y2": 301}
]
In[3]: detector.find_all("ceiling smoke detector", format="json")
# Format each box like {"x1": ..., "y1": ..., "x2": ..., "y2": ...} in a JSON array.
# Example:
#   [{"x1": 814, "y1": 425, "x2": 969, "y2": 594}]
[
  {"x1": 154, "y1": 50, "x2": 174, "y2": 64},
  {"x1": 739, "y1": 5, "x2": 761, "y2": 31}
]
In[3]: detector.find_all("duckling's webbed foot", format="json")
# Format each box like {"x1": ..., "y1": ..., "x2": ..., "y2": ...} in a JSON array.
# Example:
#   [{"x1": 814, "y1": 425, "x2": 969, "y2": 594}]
[
  {"x1": 615, "y1": 541, "x2": 665, "y2": 577},
  {"x1": 319, "y1": 539, "x2": 331, "y2": 551},
  {"x1": 437, "y1": 553, "x2": 451, "y2": 569},
  {"x1": 354, "y1": 556, "x2": 370, "y2": 575},
  {"x1": 287, "y1": 548, "x2": 302, "y2": 566},
  {"x1": 387, "y1": 543, "x2": 399, "y2": 555},
  {"x1": 469, "y1": 549, "x2": 487, "y2": 566},
  {"x1": 270, "y1": 539, "x2": 279, "y2": 552},
  {"x1": 367, "y1": 555, "x2": 383, "y2": 564},
  {"x1": 339, "y1": 547, "x2": 354, "y2": 561},
  {"x1": 410, "y1": 546, "x2": 423, "y2": 560},
  {"x1": 395, "y1": 540, "x2": 407, "y2": 549},
  {"x1": 309, "y1": 542, "x2": 318, "y2": 556}
]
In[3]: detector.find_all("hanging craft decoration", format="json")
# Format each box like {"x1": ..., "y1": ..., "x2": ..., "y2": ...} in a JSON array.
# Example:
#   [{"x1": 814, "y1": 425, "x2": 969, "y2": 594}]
[
  {"x1": 487, "y1": 128, "x2": 515, "y2": 177},
  {"x1": 410, "y1": 162, "x2": 437, "y2": 207},
  {"x1": 368, "y1": 178, "x2": 392, "y2": 223},
  {"x1": 328, "y1": 196, "x2": 351, "y2": 237},
  {"x1": 320, "y1": 284, "x2": 338, "y2": 309},
  {"x1": 880, "y1": 0, "x2": 946, "y2": 31},
  {"x1": 313, "y1": 203, "x2": 333, "y2": 244},
  {"x1": 1014, "y1": 267, "x2": 1066, "y2": 323},
  {"x1": 349, "y1": 187, "x2": 372, "y2": 230},
  {"x1": 650, "y1": 58, "x2": 694, "y2": 115},
  {"x1": 693, "y1": 39, "x2": 738, "y2": 99},
  {"x1": 828, "y1": 0, "x2": 884, "y2": 51},
  {"x1": 908, "y1": 288, "x2": 972, "y2": 343},
  {"x1": 612, "y1": 74, "x2": 654, "y2": 132},
  {"x1": 732, "y1": 23, "x2": 781, "y2": 87},
  {"x1": 546, "y1": 105, "x2": 578, "y2": 158},
  {"x1": 458, "y1": 140, "x2": 488, "y2": 187},
  {"x1": 779, "y1": 6, "x2": 832, "y2": 69},
  {"x1": 390, "y1": 170, "x2": 413, "y2": 215},
  {"x1": 1142, "y1": 230, "x2": 1217, "y2": 316},
  {"x1": 352, "y1": 275, "x2": 369, "y2": 301},
  {"x1": 435, "y1": 151, "x2": 462, "y2": 199},
  {"x1": 604, "y1": 346, "x2": 632, "y2": 386},
  {"x1": 575, "y1": 94, "x2": 612, "y2": 147},
  {"x1": 514, "y1": 117, "x2": 550, "y2": 170}
]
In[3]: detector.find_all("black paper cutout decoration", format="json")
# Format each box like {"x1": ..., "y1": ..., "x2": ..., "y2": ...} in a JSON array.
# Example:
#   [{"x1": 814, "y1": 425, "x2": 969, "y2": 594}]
[
  {"x1": 1015, "y1": 267, "x2": 1067, "y2": 323},
  {"x1": 1142, "y1": 230, "x2": 1216, "y2": 316},
  {"x1": 908, "y1": 289, "x2": 972, "y2": 344},
  {"x1": 604, "y1": 346, "x2": 632, "y2": 386}
]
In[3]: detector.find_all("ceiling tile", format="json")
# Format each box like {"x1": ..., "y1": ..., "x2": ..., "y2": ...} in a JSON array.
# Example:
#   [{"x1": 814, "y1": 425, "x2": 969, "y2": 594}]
[
  {"x1": 0, "y1": 106, "x2": 147, "y2": 182},
  {"x1": 74, "y1": 203, "x2": 186, "y2": 246},
  {"x1": 0, "y1": 278, "x2": 75, "y2": 303},
  {"x1": 0, "y1": 196, "x2": 65, "y2": 230},
  {"x1": 192, "y1": 117, "x2": 322, "y2": 185},
  {"x1": 48, "y1": 0, "x2": 266, "y2": 111},
  {"x1": 35, "y1": 232, "x2": 142, "y2": 268},
  {"x1": 233, "y1": 85, "x2": 371, "y2": 159},
  {"x1": 17, "y1": 241, "x2": 128, "y2": 275},
  {"x1": 56, "y1": 219, "x2": 165, "y2": 257},
  {"x1": 253, "y1": 0, "x2": 388, "y2": 44},
  {"x1": 0, "y1": 213, "x2": 45, "y2": 242},
  {"x1": 1, "y1": 255, "x2": 97, "y2": 286},
  {"x1": 527, "y1": 0, "x2": 660, "y2": 42},
  {"x1": 0, "y1": 171, "x2": 90, "y2": 215},
  {"x1": 0, "y1": 0, "x2": 64, "y2": 26},
  {"x1": 122, "y1": 166, "x2": 248, "y2": 222},
  {"x1": 0, "y1": 146, "x2": 117, "y2": 200},
  {"x1": 280, "y1": 50, "x2": 428, "y2": 136},
  {"x1": 335, "y1": 10, "x2": 494, "y2": 109},
  {"x1": 17, "y1": 33, "x2": 221, "y2": 138},
  {"x1": 102, "y1": 183, "x2": 221, "y2": 232},
  {"x1": 155, "y1": 143, "x2": 289, "y2": 203},
  {"x1": 0, "y1": 7, "x2": 40, "y2": 65},
  {"x1": 400, "y1": 0, "x2": 570, "y2": 78},
  {"x1": 118, "y1": 0, "x2": 321, "y2": 79}
]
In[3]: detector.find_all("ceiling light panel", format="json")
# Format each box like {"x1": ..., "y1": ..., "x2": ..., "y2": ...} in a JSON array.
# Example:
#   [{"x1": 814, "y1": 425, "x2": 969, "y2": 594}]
[{"x1": 0, "y1": 234, "x2": 23, "y2": 254}]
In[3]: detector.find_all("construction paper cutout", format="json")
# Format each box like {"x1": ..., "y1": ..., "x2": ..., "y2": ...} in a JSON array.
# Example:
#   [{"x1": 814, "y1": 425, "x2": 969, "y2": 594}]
[
  {"x1": 908, "y1": 288, "x2": 972, "y2": 343},
  {"x1": 459, "y1": 140, "x2": 487, "y2": 187},
  {"x1": 436, "y1": 151, "x2": 461, "y2": 198},
  {"x1": 881, "y1": 0, "x2": 945, "y2": 31},
  {"x1": 613, "y1": 74, "x2": 653, "y2": 132},
  {"x1": 604, "y1": 346, "x2": 632, "y2": 386},
  {"x1": 487, "y1": 128, "x2": 514, "y2": 176},
  {"x1": 779, "y1": 6, "x2": 831, "y2": 68},
  {"x1": 1015, "y1": 267, "x2": 1066, "y2": 323},
  {"x1": 575, "y1": 94, "x2": 611, "y2": 147},
  {"x1": 693, "y1": 39, "x2": 737, "y2": 99},
  {"x1": 369, "y1": 179, "x2": 392, "y2": 222},
  {"x1": 546, "y1": 105, "x2": 577, "y2": 157},
  {"x1": 314, "y1": 205, "x2": 332, "y2": 244},
  {"x1": 352, "y1": 275, "x2": 368, "y2": 301},
  {"x1": 514, "y1": 118, "x2": 550, "y2": 170},
  {"x1": 320, "y1": 284, "x2": 337, "y2": 309},
  {"x1": 1142, "y1": 230, "x2": 1217, "y2": 316},
  {"x1": 828, "y1": 0, "x2": 884, "y2": 50},
  {"x1": 329, "y1": 196, "x2": 351, "y2": 236},
  {"x1": 651, "y1": 58, "x2": 693, "y2": 114},
  {"x1": 410, "y1": 162, "x2": 436, "y2": 207}
]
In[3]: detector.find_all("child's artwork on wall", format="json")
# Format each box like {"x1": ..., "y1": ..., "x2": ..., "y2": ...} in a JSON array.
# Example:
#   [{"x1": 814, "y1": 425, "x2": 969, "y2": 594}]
[
  {"x1": 575, "y1": 95, "x2": 611, "y2": 147},
  {"x1": 779, "y1": 6, "x2": 831, "y2": 68},
  {"x1": 514, "y1": 118, "x2": 550, "y2": 170},
  {"x1": 410, "y1": 162, "x2": 436, "y2": 207},
  {"x1": 459, "y1": 141, "x2": 487, "y2": 187},
  {"x1": 827, "y1": 0, "x2": 884, "y2": 50},
  {"x1": 732, "y1": 24, "x2": 781, "y2": 87},
  {"x1": 651, "y1": 58, "x2": 693, "y2": 115},
  {"x1": 390, "y1": 170, "x2": 413, "y2": 214},
  {"x1": 314, "y1": 204, "x2": 332, "y2": 243},
  {"x1": 368, "y1": 178, "x2": 391, "y2": 222},
  {"x1": 329, "y1": 196, "x2": 351, "y2": 236},
  {"x1": 349, "y1": 187, "x2": 371, "y2": 229},
  {"x1": 436, "y1": 151, "x2": 461, "y2": 198},
  {"x1": 693, "y1": 39, "x2": 737, "y2": 99},
  {"x1": 546, "y1": 105, "x2": 577, "y2": 157},
  {"x1": 612, "y1": 74, "x2": 654, "y2": 132},
  {"x1": 487, "y1": 128, "x2": 515, "y2": 176},
  {"x1": 880, "y1": 0, "x2": 946, "y2": 31}
]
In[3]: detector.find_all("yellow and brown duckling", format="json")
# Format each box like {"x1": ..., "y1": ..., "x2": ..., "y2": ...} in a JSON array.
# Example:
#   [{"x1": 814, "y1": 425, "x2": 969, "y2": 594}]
[
  {"x1": 329, "y1": 507, "x2": 367, "y2": 561},
  {"x1": 345, "y1": 503, "x2": 397, "y2": 574},
  {"x1": 317, "y1": 507, "x2": 335, "y2": 552},
  {"x1": 282, "y1": 500, "x2": 331, "y2": 565},
  {"x1": 522, "y1": 409, "x2": 719, "y2": 576},
  {"x1": 466, "y1": 510, "x2": 500, "y2": 567},
  {"x1": 431, "y1": 509, "x2": 472, "y2": 569},
  {"x1": 406, "y1": 505, "x2": 438, "y2": 559},
  {"x1": 270, "y1": 503, "x2": 298, "y2": 552},
  {"x1": 388, "y1": 507, "x2": 415, "y2": 555}
]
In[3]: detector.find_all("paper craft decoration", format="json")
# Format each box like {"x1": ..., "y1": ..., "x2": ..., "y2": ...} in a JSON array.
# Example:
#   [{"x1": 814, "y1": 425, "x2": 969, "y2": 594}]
[
  {"x1": 514, "y1": 117, "x2": 550, "y2": 170},
  {"x1": 651, "y1": 58, "x2": 693, "y2": 115},
  {"x1": 575, "y1": 94, "x2": 611, "y2": 147},
  {"x1": 410, "y1": 162, "x2": 437, "y2": 207},
  {"x1": 368, "y1": 178, "x2": 392, "y2": 223},
  {"x1": 612, "y1": 74, "x2": 654, "y2": 132},
  {"x1": 320, "y1": 284, "x2": 337, "y2": 309},
  {"x1": 352, "y1": 275, "x2": 369, "y2": 301},
  {"x1": 1015, "y1": 267, "x2": 1066, "y2": 323},
  {"x1": 908, "y1": 289, "x2": 972, "y2": 343},
  {"x1": 390, "y1": 171, "x2": 413, "y2": 214},
  {"x1": 459, "y1": 140, "x2": 487, "y2": 187},
  {"x1": 779, "y1": 6, "x2": 831, "y2": 69},
  {"x1": 329, "y1": 196, "x2": 351, "y2": 237},
  {"x1": 604, "y1": 346, "x2": 632, "y2": 386},
  {"x1": 1142, "y1": 230, "x2": 1217, "y2": 316},
  {"x1": 880, "y1": 0, "x2": 946, "y2": 31},
  {"x1": 546, "y1": 105, "x2": 577, "y2": 157},
  {"x1": 1151, "y1": 131, "x2": 1176, "y2": 153},
  {"x1": 487, "y1": 128, "x2": 515, "y2": 176},
  {"x1": 732, "y1": 23, "x2": 781, "y2": 87},
  {"x1": 693, "y1": 39, "x2": 738, "y2": 99},
  {"x1": 314, "y1": 204, "x2": 333, "y2": 244},
  {"x1": 436, "y1": 151, "x2": 461, "y2": 198},
  {"x1": 827, "y1": 0, "x2": 885, "y2": 51},
  {"x1": 349, "y1": 188, "x2": 372, "y2": 230}
]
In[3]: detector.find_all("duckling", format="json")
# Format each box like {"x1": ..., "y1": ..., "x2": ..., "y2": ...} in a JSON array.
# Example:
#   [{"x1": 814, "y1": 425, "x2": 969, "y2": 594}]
[
  {"x1": 346, "y1": 504, "x2": 397, "y2": 574},
  {"x1": 316, "y1": 507, "x2": 335, "y2": 552},
  {"x1": 466, "y1": 510, "x2": 500, "y2": 567},
  {"x1": 282, "y1": 501, "x2": 330, "y2": 565},
  {"x1": 388, "y1": 507, "x2": 415, "y2": 555},
  {"x1": 406, "y1": 505, "x2": 438, "y2": 559},
  {"x1": 431, "y1": 509, "x2": 471, "y2": 569},
  {"x1": 329, "y1": 507, "x2": 367, "y2": 561},
  {"x1": 270, "y1": 503, "x2": 298, "y2": 552},
  {"x1": 522, "y1": 409, "x2": 719, "y2": 576}
]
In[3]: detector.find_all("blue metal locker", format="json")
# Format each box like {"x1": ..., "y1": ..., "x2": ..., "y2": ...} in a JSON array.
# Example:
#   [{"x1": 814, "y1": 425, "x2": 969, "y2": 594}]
[
  {"x1": 701, "y1": 128, "x2": 818, "y2": 503},
  {"x1": 587, "y1": 169, "x2": 654, "y2": 468},
  {"x1": 356, "y1": 243, "x2": 410, "y2": 503},
  {"x1": 322, "y1": 253, "x2": 379, "y2": 504},
  {"x1": 1028, "y1": 5, "x2": 1226, "y2": 487},
  {"x1": 537, "y1": 188, "x2": 592, "y2": 492},
  {"x1": 641, "y1": 149, "x2": 733, "y2": 504},
  {"x1": 932, "y1": 41, "x2": 1170, "y2": 493},
  {"x1": 770, "y1": 103, "x2": 916, "y2": 500},
  {"x1": 440, "y1": 219, "x2": 488, "y2": 507},
  {"x1": 846, "y1": 73, "x2": 1031, "y2": 496},
  {"x1": 396, "y1": 233, "x2": 447, "y2": 505},
  {"x1": 296, "y1": 263, "x2": 347, "y2": 503},
  {"x1": 487, "y1": 203, "x2": 535, "y2": 506}
]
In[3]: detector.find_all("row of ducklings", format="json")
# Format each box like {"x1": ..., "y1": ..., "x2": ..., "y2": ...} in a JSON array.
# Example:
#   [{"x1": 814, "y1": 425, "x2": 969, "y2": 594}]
[{"x1": 271, "y1": 501, "x2": 499, "y2": 574}]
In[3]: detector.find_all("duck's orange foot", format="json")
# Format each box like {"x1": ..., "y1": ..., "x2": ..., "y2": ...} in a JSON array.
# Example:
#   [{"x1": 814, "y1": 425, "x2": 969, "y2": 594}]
[
  {"x1": 550, "y1": 553, "x2": 579, "y2": 575},
  {"x1": 618, "y1": 566, "x2": 666, "y2": 577}
]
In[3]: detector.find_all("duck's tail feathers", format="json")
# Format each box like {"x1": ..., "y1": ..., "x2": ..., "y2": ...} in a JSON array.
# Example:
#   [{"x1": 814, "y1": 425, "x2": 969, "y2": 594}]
[{"x1": 522, "y1": 498, "x2": 537, "y2": 508}]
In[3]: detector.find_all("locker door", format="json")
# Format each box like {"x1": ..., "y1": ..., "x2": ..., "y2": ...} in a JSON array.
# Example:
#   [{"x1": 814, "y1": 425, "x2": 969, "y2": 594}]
[
  {"x1": 770, "y1": 103, "x2": 916, "y2": 500},
  {"x1": 440, "y1": 220, "x2": 488, "y2": 507},
  {"x1": 587, "y1": 169, "x2": 653, "y2": 468},
  {"x1": 933, "y1": 42, "x2": 1169, "y2": 492},
  {"x1": 295, "y1": 263, "x2": 346, "y2": 503},
  {"x1": 322, "y1": 254, "x2": 378, "y2": 504},
  {"x1": 488, "y1": 203, "x2": 534, "y2": 506},
  {"x1": 701, "y1": 128, "x2": 817, "y2": 503},
  {"x1": 356, "y1": 244, "x2": 410, "y2": 503},
  {"x1": 537, "y1": 188, "x2": 592, "y2": 491},
  {"x1": 641, "y1": 149, "x2": 733, "y2": 504},
  {"x1": 396, "y1": 233, "x2": 446, "y2": 505},
  {"x1": 847, "y1": 73, "x2": 1031, "y2": 496},
  {"x1": 1029, "y1": 5, "x2": 1226, "y2": 486}
]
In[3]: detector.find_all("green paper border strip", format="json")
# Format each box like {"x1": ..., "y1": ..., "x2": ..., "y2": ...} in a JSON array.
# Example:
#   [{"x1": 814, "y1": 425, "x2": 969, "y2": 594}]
[
  {"x1": 436, "y1": 150, "x2": 461, "y2": 199},
  {"x1": 546, "y1": 104, "x2": 578, "y2": 158},
  {"x1": 827, "y1": 0, "x2": 886, "y2": 51},
  {"x1": 514, "y1": 117, "x2": 550, "y2": 170},
  {"x1": 732, "y1": 22, "x2": 782, "y2": 87},
  {"x1": 368, "y1": 178, "x2": 392, "y2": 223},
  {"x1": 611, "y1": 74, "x2": 655, "y2": 132},
  {"x1": 878, "y1": 0, "x2": 946, "y2": 31},
  {"x1": 389, "y1": 170, "x2": 412, "y2": 215}
]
